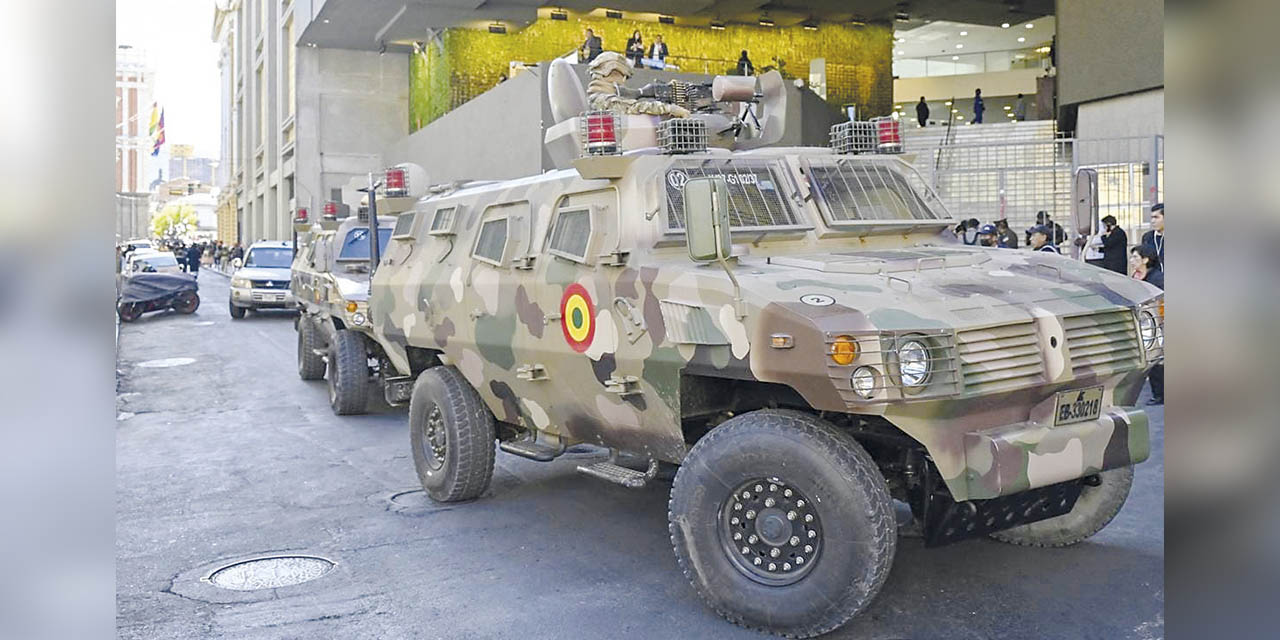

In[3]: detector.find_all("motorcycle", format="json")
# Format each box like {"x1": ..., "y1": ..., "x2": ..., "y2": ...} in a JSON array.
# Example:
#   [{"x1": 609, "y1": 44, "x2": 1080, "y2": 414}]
[{"x1": 117, "y1": 272, "x2": 200, "y2": 322}]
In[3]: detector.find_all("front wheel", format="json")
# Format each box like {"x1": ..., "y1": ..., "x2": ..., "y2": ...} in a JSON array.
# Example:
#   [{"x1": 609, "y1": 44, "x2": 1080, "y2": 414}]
[
  {"x1": 989, "y1": 466, "x2": 1134, "y2": 547},
  {"x1": 326, "y1": 329, "x2": 369, "y2": 415},
  {"x1": 228, "y1": 300, "x2": 246, "y2": 319},
  {"x1": 669, "y1": 409, "x2": 897, "y2": 638},
  {"x1": 117, "y1": 302, "x2": 142, "y2": 322},
  {"x1": 296, "y1": 317, "x2": 326, "y2": 380},
  {"x1": 409, "y1": 366, "x2": 495, "y2": 503}
]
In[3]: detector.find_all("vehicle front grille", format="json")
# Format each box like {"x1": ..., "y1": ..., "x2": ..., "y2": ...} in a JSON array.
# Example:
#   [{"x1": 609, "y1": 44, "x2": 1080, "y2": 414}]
[
  {"x1": 956, "y1": 321, "x2": 1046, "y2": 395},
  {"x1": 1064, "y1": 310, "x2": 1142, "y2": 377},
  {"x1": 251, "y1": 280, "x2": 288, "y2": 289}
]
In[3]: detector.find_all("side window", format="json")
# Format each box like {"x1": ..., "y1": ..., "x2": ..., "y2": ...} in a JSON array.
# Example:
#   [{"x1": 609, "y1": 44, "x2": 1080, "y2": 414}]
[
  {"x1": 472, "y1": 217, "x2": 509, "y2": 266},
  {"x1": 548, "y1": 207, "x2": 592, "y2": 263},
  {"x1": 392, "y1": 211, "x2": 417, "y2": 239},
  {"x1": 429, "y1": 206, "x2": 459, "y2": 236}
]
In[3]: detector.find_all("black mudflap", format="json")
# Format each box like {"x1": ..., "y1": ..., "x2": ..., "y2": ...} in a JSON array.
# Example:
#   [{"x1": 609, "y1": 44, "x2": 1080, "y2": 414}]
[{"x1": 911, "y1": 460, "x2": 1083, "y2": 547}]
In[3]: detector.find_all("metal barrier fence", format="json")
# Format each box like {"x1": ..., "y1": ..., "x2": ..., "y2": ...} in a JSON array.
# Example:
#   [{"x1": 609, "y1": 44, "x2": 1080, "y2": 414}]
[{"x1": 909, "y1": 134, "x2": 1164, "y2": 242}]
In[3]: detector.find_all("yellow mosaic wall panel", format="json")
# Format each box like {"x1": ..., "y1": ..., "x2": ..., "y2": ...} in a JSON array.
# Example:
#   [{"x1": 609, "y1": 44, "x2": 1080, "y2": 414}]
[{"x1": 409, "y1": 17, "x2": 892, "y2": 132}]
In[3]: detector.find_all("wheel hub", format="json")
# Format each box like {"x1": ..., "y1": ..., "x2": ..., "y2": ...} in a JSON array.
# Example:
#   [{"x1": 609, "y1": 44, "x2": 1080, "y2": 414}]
[
  {"x1": 719, "y1": 477, "x2": 823, "y2": 586},
  {"x1": 422, "y1": 406, "x2": 447, "y2": 471}
]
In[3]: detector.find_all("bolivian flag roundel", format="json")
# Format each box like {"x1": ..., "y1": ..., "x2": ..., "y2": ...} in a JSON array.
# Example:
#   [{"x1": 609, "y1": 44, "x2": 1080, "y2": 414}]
[{"x1": 560, "y1": 283, "x2": 595, "y2": 353}]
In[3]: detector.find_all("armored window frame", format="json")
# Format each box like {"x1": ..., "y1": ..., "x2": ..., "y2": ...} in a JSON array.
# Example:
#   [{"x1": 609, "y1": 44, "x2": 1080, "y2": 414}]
[
  {"x1": 428, "y1": 205, "x2": 459, "y2": 236},
  {"x1": 663, "y1": 158, "x2": 808, "y2": 233},
  {"x1": 547, "y1": 206, "x2": 594, "y2": 264},
  {"x1": 802, "y1": 157, "x2": 948, "y2": 225},
  {"x1": 391, "y1": 211, "x2": 418, "y2": 241},
  {"x1": 471, "y1": 215, "x2": 510, "y2": 267}
]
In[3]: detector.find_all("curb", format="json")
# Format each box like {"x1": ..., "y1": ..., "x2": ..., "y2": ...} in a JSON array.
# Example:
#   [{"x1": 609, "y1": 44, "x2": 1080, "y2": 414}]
[{"x1": 203, "y1": 266, "x2": 233, "y2": 279}]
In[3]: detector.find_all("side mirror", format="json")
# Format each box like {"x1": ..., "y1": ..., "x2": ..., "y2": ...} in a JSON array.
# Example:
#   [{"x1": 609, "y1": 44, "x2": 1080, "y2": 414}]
[
  {"x1": 684, "y1": 177, "x2": 732, "y2": 262},
  {"x1": 231, "y1": 257, "x2": 243, "y2": 270},
  {"x1": 1072, "y1": 168, "x2": 1098, "y2": 237}
]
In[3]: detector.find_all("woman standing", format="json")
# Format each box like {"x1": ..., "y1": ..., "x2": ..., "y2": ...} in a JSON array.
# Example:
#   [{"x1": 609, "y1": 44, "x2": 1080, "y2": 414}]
[{"x1": 625, "y1": 30, "x2": 644, "y2": 67}]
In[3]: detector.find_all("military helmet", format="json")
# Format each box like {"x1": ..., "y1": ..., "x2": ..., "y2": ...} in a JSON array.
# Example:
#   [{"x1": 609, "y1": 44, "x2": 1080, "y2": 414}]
[{"x1": 588, "y1": 51, "x2": 632, "y2": 78}]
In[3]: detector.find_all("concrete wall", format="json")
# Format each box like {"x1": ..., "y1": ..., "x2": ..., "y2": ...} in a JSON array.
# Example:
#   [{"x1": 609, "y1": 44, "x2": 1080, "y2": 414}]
[
  {"x1": 1076, "y1": 88, "x2": 1164, "y2": 139},
  {"x1": 1056, "y1": 0, "x2": 1163, "y2": 108},
  {"x1": 295, "y1": 48, "x2": 409, "y2": 213}
]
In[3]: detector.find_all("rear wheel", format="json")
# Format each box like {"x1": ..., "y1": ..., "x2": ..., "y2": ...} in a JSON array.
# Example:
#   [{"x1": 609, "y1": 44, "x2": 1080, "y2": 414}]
[
  {"x1": 326, "y1": 329, "x2": 369, "y2": 415},
  {"x1": 669, "y1": 409, "x2": 897, "y2": 639},
  {"x1": 117, "y1": 302, "x2": 142, "y2": 323},
  {"x1": 989, "y1": 466, "x2": 1134, "y2": 547},
  {"x1": 296, "y1": 317, "x2": 326, "y2": 380},
  {"x1": 409, "y1": 366, "x2": 495, "y2": 503},
  {"x1": 228, "y1": 300, "x2": 246, "y2": 319},
  {"x1": 173, "y1": 291, "x2": 199, "y2": 314}
]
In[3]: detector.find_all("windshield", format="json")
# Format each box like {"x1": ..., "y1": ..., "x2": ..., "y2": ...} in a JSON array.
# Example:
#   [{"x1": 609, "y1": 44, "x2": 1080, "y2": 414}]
[
  {"x1": 141, "y1": 255, "x2": 178, "y2": 267},
  {"x1": 804, "y1": 158, "x2": 945, "y2": 222},
  {"x1": 337, "y1": 228, "x2": 392, "y2": 261},
  {"x1": 664, "y1": 159, "x2": 801, "y2": 231},
  {"x1": 244, "y1": 247, "x2": 293, "y2": 268}
]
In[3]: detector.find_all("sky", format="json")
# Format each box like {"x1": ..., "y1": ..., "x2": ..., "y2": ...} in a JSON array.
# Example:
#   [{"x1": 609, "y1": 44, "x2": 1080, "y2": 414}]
[{"x1": 117, "y1": 0, "x2": 221, "y2": 160}]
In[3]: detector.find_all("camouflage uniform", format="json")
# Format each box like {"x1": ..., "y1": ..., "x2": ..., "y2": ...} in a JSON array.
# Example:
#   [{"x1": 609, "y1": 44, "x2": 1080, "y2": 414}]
[{"x1": 586, "y1": 51, "x2": 691, "y2": 118}]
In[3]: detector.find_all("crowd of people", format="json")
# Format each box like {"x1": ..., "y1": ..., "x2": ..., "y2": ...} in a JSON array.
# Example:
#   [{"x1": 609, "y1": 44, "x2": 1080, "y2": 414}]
[
  {"x1": 578, "y1": 28, "x2": 755, "y2": 76},
  {"x1": 155, "y1": 239, "x2": 244, "y2": 274}
]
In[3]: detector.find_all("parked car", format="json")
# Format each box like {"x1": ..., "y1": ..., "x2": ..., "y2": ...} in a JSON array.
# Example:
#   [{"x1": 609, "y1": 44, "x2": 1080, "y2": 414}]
[
  {"x1": 228, "y1": 240, "x2": 295, "y2": 319},
  {"x1": 124, "y1": 250, "x2": 183, "y2": 276}
]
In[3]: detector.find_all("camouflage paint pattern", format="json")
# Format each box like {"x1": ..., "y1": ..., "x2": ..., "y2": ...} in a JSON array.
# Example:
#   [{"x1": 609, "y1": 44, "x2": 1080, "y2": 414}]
[{"x1": 369, "y1": 148, "x2": 1162, "y2": 501}]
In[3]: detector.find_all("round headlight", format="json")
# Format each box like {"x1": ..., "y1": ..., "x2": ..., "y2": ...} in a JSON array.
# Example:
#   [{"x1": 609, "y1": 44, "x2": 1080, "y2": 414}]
[
  {"x1": 352, "y1": 312, "x2": 367, "y2": 326},
  {"x1": 831, "y1": 335, "x2": 859, "y2": 366},
  {"x1": 1138, "y1": 311, "x2": 1158, "y2": 350},
  {"x1": 851, "y1": 366, "x2": 877, "y2": 398},
  {"x1": 897, "y1": 339, "x2": 931, "y2": 387}
]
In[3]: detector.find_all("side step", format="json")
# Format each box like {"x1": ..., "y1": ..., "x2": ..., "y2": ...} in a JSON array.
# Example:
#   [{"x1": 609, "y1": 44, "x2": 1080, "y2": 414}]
[
  {"x1": 498, "y1": 439, "x2": 565, "y2": 462},
  {"x1": 577, "y1": 459, "x2": 659, "y2": 489},
  {"x1": 382, "y1": 376, "x2": 414, "y2": 406}
]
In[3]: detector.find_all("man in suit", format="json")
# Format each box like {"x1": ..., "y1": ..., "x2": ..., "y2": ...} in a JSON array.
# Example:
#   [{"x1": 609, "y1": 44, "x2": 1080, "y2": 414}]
[
  {"x1": 1140, "y1": 203, "x2": 1164, "y2": 271},
  {"x1": 1099, "y1": 214, "x2": 1129, "y2": 274},
  {"x1": 580, "y1": 28, "x2": 602, "y2": 63},
  {"x1": 648, "y1": 34, "x2": 669, "y2": 63}
]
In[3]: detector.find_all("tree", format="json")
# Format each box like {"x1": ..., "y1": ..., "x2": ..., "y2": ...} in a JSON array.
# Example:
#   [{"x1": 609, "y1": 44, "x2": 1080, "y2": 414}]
[{"x1": 151, "y1": 203, "x2": 198, "y2": 244}]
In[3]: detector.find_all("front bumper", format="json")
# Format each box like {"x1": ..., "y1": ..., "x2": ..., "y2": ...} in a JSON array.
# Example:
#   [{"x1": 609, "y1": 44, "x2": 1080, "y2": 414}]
[
  {"x1": 231, "y1": 287, "x2": 295, "y2": 308},
  {"x1": 961, "y1": 405, "x2": 1149, "y2": 500}
]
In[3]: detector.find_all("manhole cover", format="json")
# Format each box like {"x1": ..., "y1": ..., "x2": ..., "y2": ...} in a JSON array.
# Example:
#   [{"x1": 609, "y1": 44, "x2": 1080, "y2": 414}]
[
  {"x1": 206, "y1": 555, "x2": 335, "y2": 591},
  {"x1": 137, "y1": 357, "x2": 196, "y2": 368}
]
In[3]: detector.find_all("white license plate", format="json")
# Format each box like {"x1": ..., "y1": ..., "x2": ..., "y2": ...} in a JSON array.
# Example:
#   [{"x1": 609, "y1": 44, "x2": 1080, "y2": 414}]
[{"x1": 1054, "y1": 385, "x2": 1104, "y2": 426}]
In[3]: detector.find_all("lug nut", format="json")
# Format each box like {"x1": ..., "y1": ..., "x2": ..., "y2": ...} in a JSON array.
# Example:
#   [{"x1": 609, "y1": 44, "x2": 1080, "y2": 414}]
[
  {"x1": 754, "y1": 484, "x2": 763, "y2": 492},
  {"x1": 748, "y1": 535, "x2": 758, "y2": 544},
  {"x1": 742, "y1": 491, "x2": 751, "y2": 499},
  {"x1": 808, "y1": 530, "x2": 817, "y2": 539},
  {"x1": 746, "y1": 510, "x2": 756, "y2": 520},
  {"x1": 804, "y1": 514, "x2": 814, "y2": 523},
  {"x1": 764, "y1": 497, "x2": 776, "y2": 507},
  {"x1": 768, "y1": 563, "x2": 777, "y2": 571},
  {"x1": 754, "y1": 557, "x2": 762, "y2": 566},
  {"x1": 783, "y1": 563, "x2": 792, "y2": 570},
  {"x1": 742, "y1": 546, "x2": 750, "y2": 554},
  {"x1": 796, "y1": 556, "x2": 805, "y2": 565},
  {"x1": 731, "y1": 517, "x2": 739, "y2": 525},
  {"x1": 769, "y1": 484, "x2": 778, "y2": 492},
  {"x1": 733, "y1": 532, "x2": 742, "y2": 541},
  {"x1": 770, "y1": 548, "x2": 780, "y2": 558},
  {"x1": 734, "y1": 503, "x2": 742, "y2": 511},
  {"x1": 789, "y1": 535, "x2": 800, "y2": 546},
  {"x1": 787, "y1": 510, "x2": 797, "y2": 521},
  {"x1": 804, "y1": 544, "x2": 813, "y2": 553},
  {"x1": 784, "y1": 489, "x2": 793, "y2": 497},
  {"x1": 796, "y1": 500, "x2": 805, "y2": 508}
]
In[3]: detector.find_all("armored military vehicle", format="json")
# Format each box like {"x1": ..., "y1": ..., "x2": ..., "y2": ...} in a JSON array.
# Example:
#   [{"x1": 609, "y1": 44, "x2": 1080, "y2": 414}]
[
  {"x1": 292, "y1": 165, "x2": 427, "y2": 415},
  {"x1": 366, "y1": 72, "x2": 1162, "y2": 637}
]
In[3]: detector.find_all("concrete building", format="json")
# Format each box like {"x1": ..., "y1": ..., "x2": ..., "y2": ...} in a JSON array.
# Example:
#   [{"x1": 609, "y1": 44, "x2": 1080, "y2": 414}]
[
  {"x1": 116, "y1": 45, "x2": 155, "y2": 193},
  {"x1": 168, "y1": 156, "x2": 218, "y2": 185},
  {"x1": 212, "y1": 0, "x2": 407, "y2": 245}
]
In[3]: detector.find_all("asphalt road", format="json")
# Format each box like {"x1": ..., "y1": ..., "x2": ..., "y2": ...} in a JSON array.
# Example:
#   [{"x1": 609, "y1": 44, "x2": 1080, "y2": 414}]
[{"x1": 116, "y1": 270, "x2": 1164, "y2": 639}]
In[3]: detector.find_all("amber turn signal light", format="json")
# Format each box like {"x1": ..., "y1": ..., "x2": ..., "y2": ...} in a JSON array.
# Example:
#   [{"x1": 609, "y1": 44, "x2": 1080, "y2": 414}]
[
  {"x1": 831, "y1": 336, "x2": 858, "y2": 365},
  {"x1": 346, "y1": 301, "x2": 358, "y2": 313}
]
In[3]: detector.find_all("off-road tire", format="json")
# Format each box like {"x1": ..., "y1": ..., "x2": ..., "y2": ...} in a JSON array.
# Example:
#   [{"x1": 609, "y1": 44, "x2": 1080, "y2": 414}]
[
  {"x1": 989, "y1": 466, "x2": 1134, "y2": 547},
  {"x1": 296, "y1": 317, "x2": 326, "y2": 380},
  {"x1": 668, "y1": 409, "x2": 897, "y2": 639},
  {"x1": 228, "y1": 300, "x2": 246, "y2": 319},
  {"x1": 409, "y1": 366, "x2": 496, "y2": 503},
  {"x1": 326, "y1": 329, "x2": 369, "y2": 415},
  {"x1": 173, "y1": 291, "x2": 200, "y2": 314},
  {"x1": 117, "y1": 302, "x2": 142, "y2": 323}
]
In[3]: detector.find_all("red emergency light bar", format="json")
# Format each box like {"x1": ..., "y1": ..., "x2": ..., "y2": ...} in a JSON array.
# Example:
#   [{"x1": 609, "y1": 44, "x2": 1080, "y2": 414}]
[
  {"x1": 294, "y1": 207, "x2": 309, "y2": 223},
  {"x1": 322, "y1": 201, "x2": 338, "y2": 217},
  {"x1": 582, "y1": 111, "x2": 619, "y2": 156},
  {"x1": 384, "y1": 167, "x2": 408, "y2": 197}
]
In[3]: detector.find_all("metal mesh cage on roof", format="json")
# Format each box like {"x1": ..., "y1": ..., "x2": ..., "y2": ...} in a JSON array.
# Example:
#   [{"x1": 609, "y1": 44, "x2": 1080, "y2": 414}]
[
  {"x1": 830, "y1": 118, "x2": 904, "y2": 155},
  {"x1": 657, "y1": 118, "x2": 708, "y2": 154},
  {"x1": 579, "y1": 111, "x2": 621, "y2": 157}
]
